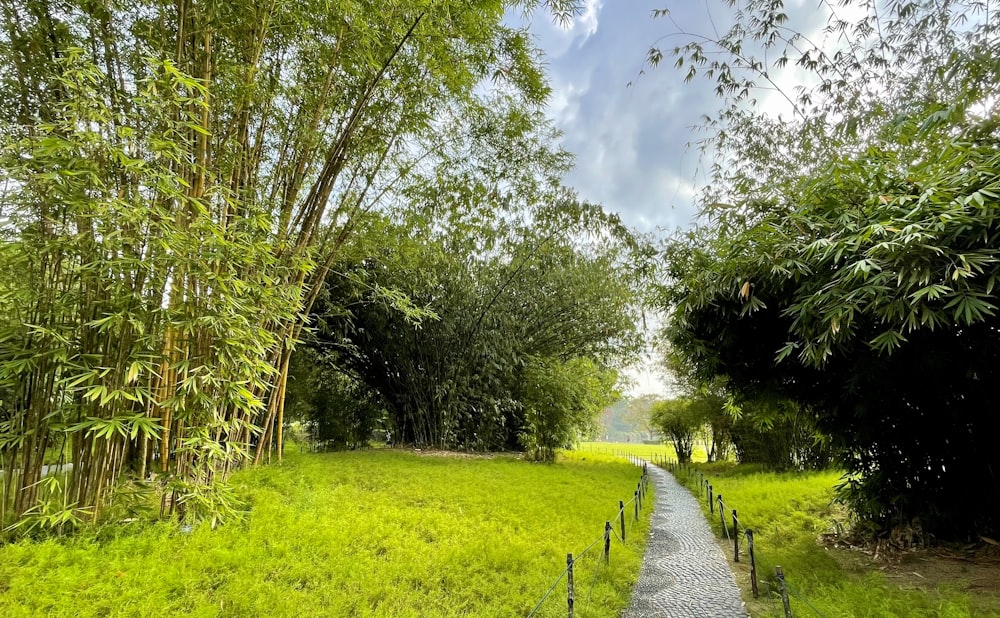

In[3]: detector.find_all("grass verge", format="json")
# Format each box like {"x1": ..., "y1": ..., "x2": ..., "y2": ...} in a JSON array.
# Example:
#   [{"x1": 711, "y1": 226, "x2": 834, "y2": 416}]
[
  {"x1": 597, "y1": 440, "x2": 1000, "y2": 618},
  {"x1": 0, "y1": 449, "x2": 651, "y2": 618}
]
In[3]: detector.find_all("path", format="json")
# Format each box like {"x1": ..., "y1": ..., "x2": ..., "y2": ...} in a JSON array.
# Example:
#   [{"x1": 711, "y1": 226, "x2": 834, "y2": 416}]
[
  {"x1": 623, "y1": 462, "x2": 747, "y2": 617},
  {"x1": 0, "y1": 463, "x2": 73, "y2": 477}
]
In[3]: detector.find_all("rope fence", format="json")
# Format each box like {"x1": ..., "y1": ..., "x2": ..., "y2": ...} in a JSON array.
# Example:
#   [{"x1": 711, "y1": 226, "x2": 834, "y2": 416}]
[
  {"x1": 659, "y1": 457, "x2": 830, "y2": 618},
  {"x1": 525, "y1": 454, "x2": 651, "y2": 618}
]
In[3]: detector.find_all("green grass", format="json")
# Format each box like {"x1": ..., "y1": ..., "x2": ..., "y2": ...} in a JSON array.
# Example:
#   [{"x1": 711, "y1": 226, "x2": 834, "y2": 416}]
[
  {"x1": 677, "y1": 462, "x2": 1000, "y2": 618},
  {"x1": 0, "y1": 449, "x2": 652, "y2": 617},
  {"x1": 578, "y1": 440, "x2": 710, "y2": 462}
]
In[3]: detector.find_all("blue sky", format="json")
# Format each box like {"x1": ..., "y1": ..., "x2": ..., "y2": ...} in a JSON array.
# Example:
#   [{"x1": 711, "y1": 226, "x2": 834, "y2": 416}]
[
  {"x1": 511, "y1": 1, "x2": 720, "y2": 236},
  {"x1": 511, "y1": 0, "x2": 834, "y2": 237}
]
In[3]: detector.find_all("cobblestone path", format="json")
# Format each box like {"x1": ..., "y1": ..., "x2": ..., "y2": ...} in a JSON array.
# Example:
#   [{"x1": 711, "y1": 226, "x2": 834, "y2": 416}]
[{"x1": 623, "y1": 462, "x2": 747, "y2": 617}]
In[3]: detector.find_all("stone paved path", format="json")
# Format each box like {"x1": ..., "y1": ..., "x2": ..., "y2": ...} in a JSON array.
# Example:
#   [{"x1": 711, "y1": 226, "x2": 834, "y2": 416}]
[{"x1": 623, "y1": 461, "x2": 747, "y2": 618}]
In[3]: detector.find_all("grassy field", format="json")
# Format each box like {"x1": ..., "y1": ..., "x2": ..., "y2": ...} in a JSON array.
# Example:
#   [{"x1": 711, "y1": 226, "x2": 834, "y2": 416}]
[
  {"x1": 577, "y1": 440, "x2": 709, "y2": 462},
  {"x1": 0, "y1": 449, "x2": 652, "y2": 617},
  {"x1": 590, "y1": 442, "x2": 1000, "y2": 618}
]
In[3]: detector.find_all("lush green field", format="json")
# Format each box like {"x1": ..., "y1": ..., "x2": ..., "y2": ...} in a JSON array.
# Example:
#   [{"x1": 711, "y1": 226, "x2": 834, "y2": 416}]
[
  {"x1": 577, "y1": 440, "x2": 710, "y2": 462},
  {"x1": 0, "y1": 450, "x2": 651, "y2": 617},
  {"x1": 597, "y1": 441, "x2": 1000, "y2": 618}
]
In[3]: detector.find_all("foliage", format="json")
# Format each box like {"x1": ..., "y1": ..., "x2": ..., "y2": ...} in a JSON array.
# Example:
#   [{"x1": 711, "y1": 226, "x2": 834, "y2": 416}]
[
  {"x1": 304, "y1": 197, "x2": 647, "y2": 454},
  {"x1": 0, "y1": 0, "x2": 587, "y2": 528},
  {"x1": 520, "y1": 357, "x2": 618, "y2": 462},
  {"x1": 0, "y1": 449, "x2": 651, "y2": 618},
  {"x1": 0, "y1": 53, "x2": 295, "y2": 528},
  {"x1": 728, "y1": 399, "x2": 832, "y2": 471},
  {"x1": 282, "y1": 349, "x2": 384, "y2": 450},
  {"x1": 656, "y1": 1, "x2": 1000, "y2": 537},
  {"x1": 659, "y1": 334, "x2": 829, "y2": 469},
  {"x1": 594, "y1": 395, "x2": 661, "y2": 443}
]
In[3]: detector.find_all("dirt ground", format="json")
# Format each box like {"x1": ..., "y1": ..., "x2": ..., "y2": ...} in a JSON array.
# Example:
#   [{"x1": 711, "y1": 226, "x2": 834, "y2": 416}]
[
  {"x1": 880, "y1": 544, "x2": 1000, "y2": 599},
  {"x1": 825, "y1": 538, "x2": 1000, "y2": 613}
]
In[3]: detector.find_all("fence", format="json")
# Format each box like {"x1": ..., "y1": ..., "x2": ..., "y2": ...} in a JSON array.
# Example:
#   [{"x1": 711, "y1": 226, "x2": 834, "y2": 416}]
[
  {"x1": 661, "y1": 458, "x2": 830, "y2": 618},
  {"x1": 525, "y1": 454, "x2": 651, "y2": 618}
]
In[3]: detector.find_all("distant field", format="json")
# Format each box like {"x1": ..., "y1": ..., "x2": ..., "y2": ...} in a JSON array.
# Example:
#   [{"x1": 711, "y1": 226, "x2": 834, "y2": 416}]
[
  {"x1": 578, "y1": 440, "x2": 710, "y2": 462},
  {"x1": 599, "y1": 442, "x2": 1000, "y2": 618},
  {"x1": 0, "y1": 449, "x2": 651, "y2": 618}
]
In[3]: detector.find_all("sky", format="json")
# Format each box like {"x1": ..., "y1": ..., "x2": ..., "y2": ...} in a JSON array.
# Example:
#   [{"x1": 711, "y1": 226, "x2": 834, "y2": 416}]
[
  {"x1": 508, "y1": 1, "x2": 835, "y2": 396},
  {"x1": 513, "y1": 1, "x2": 720, "y2": 237},
  {"x1": 510, "y1": 0, "x2": 838, "y2": 236}
]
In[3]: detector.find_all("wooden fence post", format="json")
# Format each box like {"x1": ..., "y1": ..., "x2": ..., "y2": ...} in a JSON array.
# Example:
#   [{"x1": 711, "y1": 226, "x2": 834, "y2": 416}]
[
  {"x1": 567, "y1": 553, "x2": 575, "y2": 618},
  {"x1": 709, "y1": 484, "x2": 714, "y2": 514},
  {"x1": 718, "y1": 495, "x2": 727, "y2": 536},
  {"x1": 746, "y1": 529, "x2": 759, "y2": 598},
  {"x1": 776, "y1": 566, "x2": 792, "y2": 618},
  {"x1": 604, "y1": 521, "x2": 611, "y2": 564},
  {"x1": 619, "y1": 500, "x2": 626, "y2": 542},
  {"x1": 732, "y1": 509, "x2": 739, "y2": 562},
  {"x1": 634, "y1": 491, "x2": 639, "y2": 521}
]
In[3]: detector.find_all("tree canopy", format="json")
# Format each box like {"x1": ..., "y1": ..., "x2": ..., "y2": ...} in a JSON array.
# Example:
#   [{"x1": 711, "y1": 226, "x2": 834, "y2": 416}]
[{"x1": 300, "y1": 194, "x2": 647, "y2": 459}]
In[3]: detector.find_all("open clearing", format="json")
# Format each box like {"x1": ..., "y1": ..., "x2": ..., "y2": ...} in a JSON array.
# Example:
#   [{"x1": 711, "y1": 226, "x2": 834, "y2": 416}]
[{"x1": 0, "y1": 449, "x2": 650, "y2": 618}]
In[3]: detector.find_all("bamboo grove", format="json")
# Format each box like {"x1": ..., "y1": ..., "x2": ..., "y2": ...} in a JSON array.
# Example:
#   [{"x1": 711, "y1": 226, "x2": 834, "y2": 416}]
[{"x1": 0, "y1": 0, "x2": 581, "y2": 531}]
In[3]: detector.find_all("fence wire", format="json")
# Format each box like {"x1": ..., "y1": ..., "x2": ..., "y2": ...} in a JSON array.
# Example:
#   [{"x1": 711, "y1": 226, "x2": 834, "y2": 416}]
[
  {"x1": 525, "y1": 454, "x2": 649, "y2": 617},
  {"x1": 682, "y1": 463, "x2": 830, "y2": 618}
]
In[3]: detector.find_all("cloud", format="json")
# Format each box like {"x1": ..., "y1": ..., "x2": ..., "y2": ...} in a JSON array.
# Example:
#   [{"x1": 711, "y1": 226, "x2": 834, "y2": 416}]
[
  {"x1": 515, "y1": 2, "x2": 721, "y2": 234},
  {"x1": 526, "y1": 0, "x2": 604, "y2": 59},
  {"x1": 575, "y1": 0, "x2": 604, "y2": 38},
  {"x1": 518, "y1": 1, "x2": 856, "y2": 235}
]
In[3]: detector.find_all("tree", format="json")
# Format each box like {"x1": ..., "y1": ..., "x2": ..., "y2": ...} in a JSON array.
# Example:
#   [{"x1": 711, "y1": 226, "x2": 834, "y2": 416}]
[
  {"x1": 685, "y1": 385, "x2": 731, "y2": 463},
  {"x1": 656, "y1": 1, "x2": 1000, "y2": 538},
  {"x1": 623, "y1": 394, "x2": 660, "y2": 442},
  {"x1": 519, "y1": 357, "x2": 618, "y2": 462},
  {"x1": 305, "y1": 196, "x2": 646, "y2": 457},
  {"x1": 282, "y1": 348, "x2": 384, "y2": 451},
  {"x1": 649, "y1": 398, "x2": 701, "y2": 463}
]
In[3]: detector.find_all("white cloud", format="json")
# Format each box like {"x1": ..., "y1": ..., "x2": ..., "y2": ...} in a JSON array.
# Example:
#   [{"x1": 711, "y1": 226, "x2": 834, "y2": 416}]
[{"x1": 574, "y1": 0, "x2": 604, "y2": 39}]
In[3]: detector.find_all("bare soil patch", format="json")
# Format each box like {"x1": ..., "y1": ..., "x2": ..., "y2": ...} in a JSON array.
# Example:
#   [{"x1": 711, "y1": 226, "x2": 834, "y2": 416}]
[{"x1": 824, "y1": 538, "x2": 1000, "y2": 612}]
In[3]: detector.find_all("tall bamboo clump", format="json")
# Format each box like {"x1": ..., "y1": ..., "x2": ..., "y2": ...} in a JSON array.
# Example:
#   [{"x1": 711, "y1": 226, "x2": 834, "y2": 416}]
[{"x1": 0, "y1": 0, "x2": 565, "y2": 530}]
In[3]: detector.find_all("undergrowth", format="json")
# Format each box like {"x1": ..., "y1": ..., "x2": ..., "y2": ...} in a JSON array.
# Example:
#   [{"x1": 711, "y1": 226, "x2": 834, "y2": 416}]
[{"x1": 0, "y1": 449, "x2": 650, "y2": 617}]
